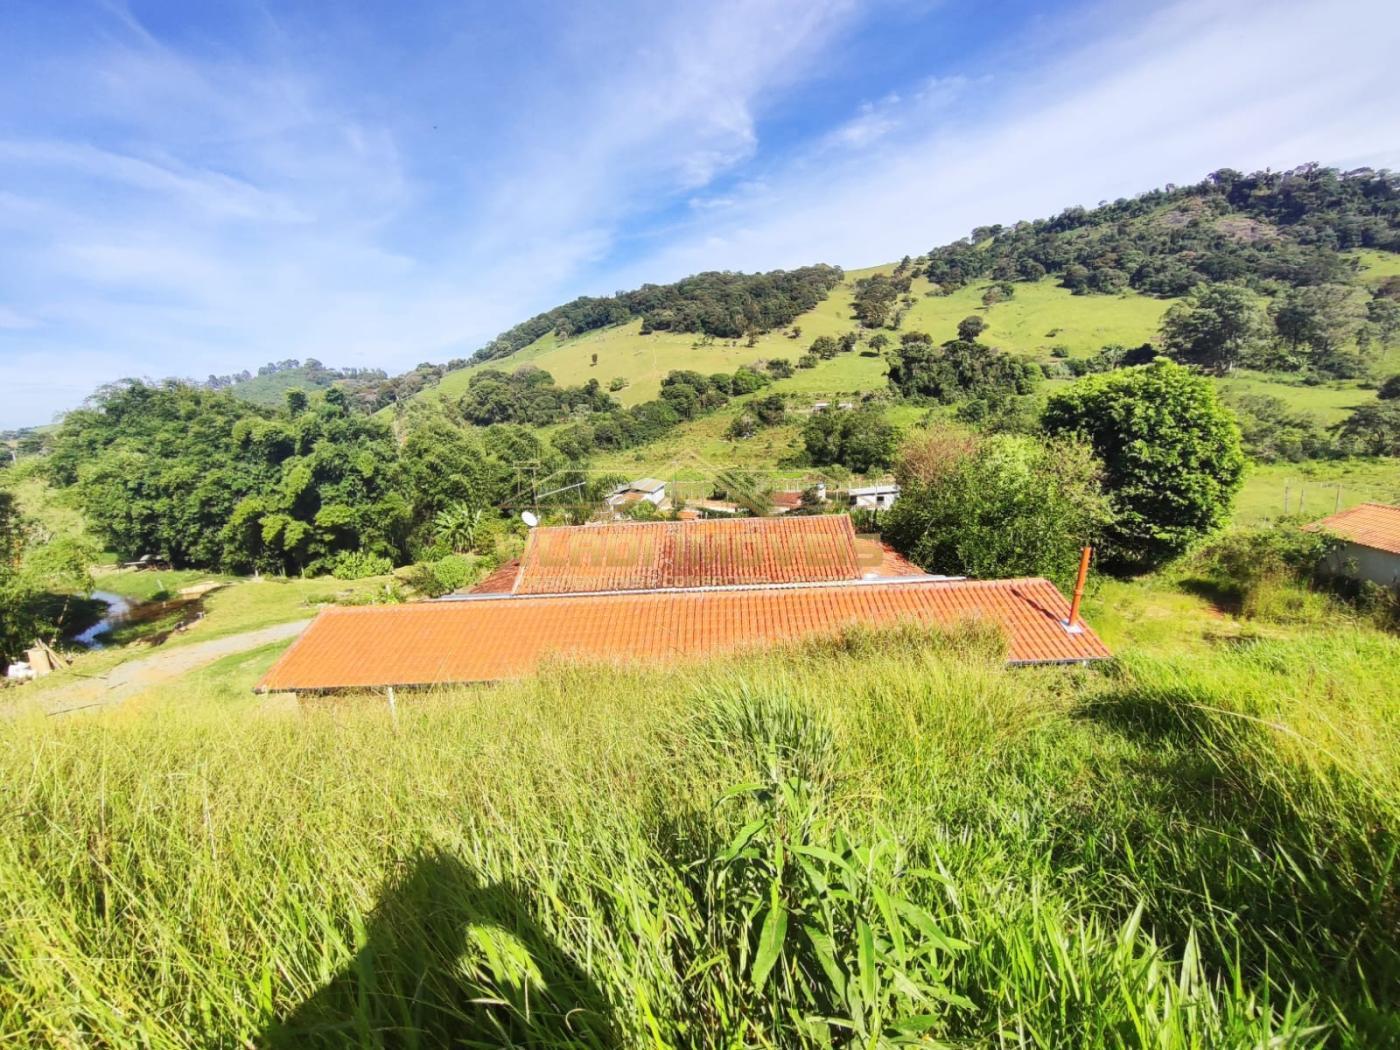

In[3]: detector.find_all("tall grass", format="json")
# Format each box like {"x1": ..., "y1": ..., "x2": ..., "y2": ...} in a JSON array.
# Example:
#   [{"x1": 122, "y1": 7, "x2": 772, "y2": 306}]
[{"x1": 1, "y1": 625, "x2": 1396, "y2": 1047}]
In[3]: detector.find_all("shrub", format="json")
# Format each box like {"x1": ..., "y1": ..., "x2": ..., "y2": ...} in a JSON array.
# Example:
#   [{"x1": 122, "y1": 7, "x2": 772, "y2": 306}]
[
  {"x1": 608, "y1": 376, "x2": 628, "y2": 392},
  {"x1": 330, "y1": 550, "x2": 395, "y2": 580},
  {"x1": 403, "y1": 554, "x2": 477, "y2": 598},
  {"x1": 1191, "y1": 523, "x2": 1335, "y2": 621},
  {"x1": 882, "y1": 428, "x2": 1106, "y2": 589},
  {"x1": 725, "y1": 414, "x2": 758, "y2": 441}
]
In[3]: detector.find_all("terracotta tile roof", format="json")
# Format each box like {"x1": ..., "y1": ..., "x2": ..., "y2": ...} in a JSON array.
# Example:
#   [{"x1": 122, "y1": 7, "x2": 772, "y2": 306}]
[
  {"x1": 257, "y1": 577, "x2": 1111, "y2": 691},
  {"x1": 770, "y1": 491, "x2": 804, "y2": 510},
  {"x1": 1306, "y1": 503, "x2": 1400, "y2": 556},
  {"x1": 470, "y1": 559, "x2": 521, "y2": 594},
  {"x1": 854, "y1": 536, "x2": 925, "y2": 578},
  {"x1": 508, "y1": 515, "x2": 865, "y2": 594}
]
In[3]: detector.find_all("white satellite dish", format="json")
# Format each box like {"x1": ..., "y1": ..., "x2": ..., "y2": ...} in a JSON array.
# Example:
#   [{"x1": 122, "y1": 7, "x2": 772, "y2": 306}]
[{"x1": 521, "y1": 510, "x2": 539, "y2": 528}]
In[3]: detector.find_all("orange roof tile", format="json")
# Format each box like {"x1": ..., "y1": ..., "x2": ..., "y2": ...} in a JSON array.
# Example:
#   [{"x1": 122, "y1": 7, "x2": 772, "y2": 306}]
[
  {"x1": 469, "y1": 559, "x2": 521, "y2": 594},
  {"x1": 258, "y1": 578, "x2": 1110, "y2": 691},
  {"x1": 509, "y1": 515, "x2": 865, "y2": 594},
  {"x1": 853, "y1": 536, "x2": 925, "y2": 578},
  {"x1": 1305, "y1": 502, "x2": 1400, "y2": 556}
]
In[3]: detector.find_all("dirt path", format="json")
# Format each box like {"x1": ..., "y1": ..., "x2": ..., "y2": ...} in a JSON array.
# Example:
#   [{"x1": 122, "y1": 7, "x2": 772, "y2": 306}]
[{"x1": 28, "y1": 619, "x2": 311, "y2": 716}]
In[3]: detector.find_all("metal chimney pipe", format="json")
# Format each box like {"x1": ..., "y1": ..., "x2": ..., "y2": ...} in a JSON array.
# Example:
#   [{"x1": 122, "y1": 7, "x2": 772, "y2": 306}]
[{"x1": 1066, "y1": 546, "x2": 1092, "y2": 630}]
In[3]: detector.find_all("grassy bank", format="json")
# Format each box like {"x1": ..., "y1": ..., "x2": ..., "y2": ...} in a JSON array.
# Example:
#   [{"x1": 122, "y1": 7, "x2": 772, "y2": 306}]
[{"x1": 2, "y1": 619, "x2": 1395, "y2": 1047}]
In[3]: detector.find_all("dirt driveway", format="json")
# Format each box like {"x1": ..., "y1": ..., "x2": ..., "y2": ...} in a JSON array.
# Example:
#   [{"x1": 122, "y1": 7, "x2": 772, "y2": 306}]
[{"x1": 21, "y1": 619, "x2": 311, "y2": 716}]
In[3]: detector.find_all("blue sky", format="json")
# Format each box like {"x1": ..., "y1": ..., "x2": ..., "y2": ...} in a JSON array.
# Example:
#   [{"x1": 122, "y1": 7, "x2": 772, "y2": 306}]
[{"x1": 2, "y1": 0, "x2": 1398, "y2": 428}]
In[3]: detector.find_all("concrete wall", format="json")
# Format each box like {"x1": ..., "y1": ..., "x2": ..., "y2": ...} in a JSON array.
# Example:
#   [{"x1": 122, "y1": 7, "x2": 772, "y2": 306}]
[{"x1": 1323, "y1": 542, "x2": 1400, "y2": 588}]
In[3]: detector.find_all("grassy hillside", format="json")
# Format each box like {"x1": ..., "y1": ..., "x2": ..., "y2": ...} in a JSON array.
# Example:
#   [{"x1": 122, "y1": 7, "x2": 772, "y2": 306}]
[
  {"x1": 398, "y1": 249, "x2": 1395, "y2": 474},
  {"x1": 2, "y1": 581, "x2": 1396, "y2": 1046},
  {"x1": 401, "y1": 266, "x2": 1177, "y2": 413}
]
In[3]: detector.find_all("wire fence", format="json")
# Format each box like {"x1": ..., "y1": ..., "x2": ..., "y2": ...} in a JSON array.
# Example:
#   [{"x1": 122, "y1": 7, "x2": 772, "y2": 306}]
[{"x1": 1276, "y1": 481, "x2": 1349, "y2": 518}]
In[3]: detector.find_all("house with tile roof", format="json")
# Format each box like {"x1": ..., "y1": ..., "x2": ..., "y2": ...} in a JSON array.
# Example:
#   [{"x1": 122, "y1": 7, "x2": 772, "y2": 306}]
[
  {"x1": 1305, "y1": 502, "x2": 1400, "y2": 588},
  {"x1": 467, "y1": 514, "x2": 922, "y2": 595},
  {"x1": 258, "y1": 576, "x2": 1111, "y2": 692}
]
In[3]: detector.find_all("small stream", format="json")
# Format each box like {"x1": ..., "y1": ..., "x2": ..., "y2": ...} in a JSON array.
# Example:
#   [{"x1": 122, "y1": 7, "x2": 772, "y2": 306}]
[{"x1": 74, "y1": 591, "x2": 134, "y2": 649}]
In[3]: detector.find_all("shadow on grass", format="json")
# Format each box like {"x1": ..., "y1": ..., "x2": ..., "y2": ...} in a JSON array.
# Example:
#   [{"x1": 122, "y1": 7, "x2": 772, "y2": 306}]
[
  {"x1": 261, "y1": 850, "x2": 617, "y2": 1049},
  {"x1": 1174, "y1": 576, "x2": 1243, "y2": 616}
]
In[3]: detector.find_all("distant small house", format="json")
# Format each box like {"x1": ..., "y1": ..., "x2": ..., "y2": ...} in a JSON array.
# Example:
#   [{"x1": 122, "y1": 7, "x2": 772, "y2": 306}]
[
  {"x1": 837, "y1": 401, "x2": 855, "y2": 411},
  {"x1": 690, "y1": 499, "x2": 742, "y2": 517},
  {"x1": 1305, "y1": 503, "x2": 1400, "y2": 588},
  {"x1": 812, "y1": 400, "x2": 831, "y2": 412},
  {"x1": 606, "y1": 478, "x2": 669, "y2": 514},
  {"x1": 848, "y1": 483, "x2": 900, "y2": 511},
  {"x1": 769, "y1": 482, "x2": 827, "y2": 515}
]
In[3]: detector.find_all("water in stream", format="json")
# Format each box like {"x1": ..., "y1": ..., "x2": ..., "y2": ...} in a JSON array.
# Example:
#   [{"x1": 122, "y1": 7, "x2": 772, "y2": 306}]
[{"x1": 74, "y1": 591, "x2": 133, "y2": 649}]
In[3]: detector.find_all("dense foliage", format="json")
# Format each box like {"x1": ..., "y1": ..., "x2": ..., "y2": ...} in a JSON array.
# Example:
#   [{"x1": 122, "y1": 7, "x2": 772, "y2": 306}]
[
  {"x1": 882, "y1": 429, "x2": 1105, "y2": 589},
  {"x1": 886, "y1": 331, "x2": 1040, "y2": 401},
  {"x1": 1043, "y1": 360, "x2": 1246, "y2": 570},
  {"x1": 0, "y1": 490, "x2": 93, "y2": 666},
  {"x1": 800, "y1": 408, "x2": 900, "y2": 473},
  {"x1": 474, "y1": 266, "x2": 843, "y2": 362},
  {"x1": 924, "y1": 165, "x2": 1399, "y2": 297},
  {"x1": 550, "y1": 367, "x2": 772, "y2": 460},
  {"x1": 460, "y1": 367, "x2": 618, "y2": 426},
  {"x1": 48, "y1": 383, "x2": 409, "y2": 575}
]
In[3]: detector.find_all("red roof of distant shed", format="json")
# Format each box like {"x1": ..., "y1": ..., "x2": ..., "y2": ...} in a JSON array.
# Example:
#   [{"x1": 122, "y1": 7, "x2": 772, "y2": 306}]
[
  {"x1": 259, "y1": 577, "x2": 1110, "y2": 691},
  {"x1": 1306, "y1": 502, "x2": 1400, "y2": 556}
]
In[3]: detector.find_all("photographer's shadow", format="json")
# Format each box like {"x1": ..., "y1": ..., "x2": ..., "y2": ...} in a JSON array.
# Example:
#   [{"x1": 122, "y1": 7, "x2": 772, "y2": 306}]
[{"x1": 261, "y1": 850, "x2": 617, "y2": 1048}]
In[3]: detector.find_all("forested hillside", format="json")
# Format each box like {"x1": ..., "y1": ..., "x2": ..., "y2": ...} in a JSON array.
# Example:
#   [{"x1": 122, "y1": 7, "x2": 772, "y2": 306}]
[{"x1": 472, "y1": 265, "x2": 845, "y2": 362}]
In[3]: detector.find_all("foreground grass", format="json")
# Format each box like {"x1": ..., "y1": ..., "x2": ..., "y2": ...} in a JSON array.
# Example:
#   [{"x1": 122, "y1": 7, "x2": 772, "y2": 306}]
[{"x1": 2, "y1": 621, "x2": 1396, "y2": 1047}]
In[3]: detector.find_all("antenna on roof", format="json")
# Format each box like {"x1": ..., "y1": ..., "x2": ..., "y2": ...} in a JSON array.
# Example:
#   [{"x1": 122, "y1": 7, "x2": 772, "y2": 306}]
[{"x1": 521, "y1": 510, "x2": 539, "y2": 528}]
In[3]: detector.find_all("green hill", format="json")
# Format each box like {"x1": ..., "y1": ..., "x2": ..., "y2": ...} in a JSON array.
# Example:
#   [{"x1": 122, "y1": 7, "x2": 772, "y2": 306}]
[
  {"x1": 402, "y1": 265, "x2": 1177, "y2": 412},
  {"x1": 397, "y1": 167, "x2": 1400, "y2": 453},
  {"x1": 208, "y1": 361, "x2": 390, "y2": 409}
]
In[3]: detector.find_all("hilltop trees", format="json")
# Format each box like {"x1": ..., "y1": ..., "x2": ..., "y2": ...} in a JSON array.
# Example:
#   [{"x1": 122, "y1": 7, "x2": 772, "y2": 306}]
[
  {"x1": 851, "y1": 273, "x2": 908, "y2": 328},
  {"x1": 475, "y1": 265, "x2": 843, "y2": 361},
  {"x1": 1043, "y1": 360, "x2": 1245, "y2": 571},
  {"x1": 887, "y1": 332, "x2": 1039, "y2": 402},
  {"x1": 923, "y1": 166, "x2": 1400, "y2": 302}
]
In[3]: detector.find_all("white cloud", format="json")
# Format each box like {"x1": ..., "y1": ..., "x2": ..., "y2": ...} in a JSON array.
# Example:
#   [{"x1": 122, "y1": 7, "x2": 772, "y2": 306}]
[{"x1": 606, "y1": 0, "x2": 1400, "y2": 283}]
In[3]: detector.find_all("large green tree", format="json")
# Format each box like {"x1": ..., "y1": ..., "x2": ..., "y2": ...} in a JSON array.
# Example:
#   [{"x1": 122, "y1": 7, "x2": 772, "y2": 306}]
[
  {"x1": 886, "y1": 333, "x2": 1039, "y2": 402},
  {"x1": 882, "y1": 429, "x2": 1106, "y2": 590},
  {"x1": 1043, "y1": 360, "x2": 1245, "y2": 571},
  {"x1": 1159, "y1": 284, "x2": 1263, "y2": 374},
  {"x1": 49, "y1": 382, "x2": 409, "y2": 576},
  {"x1": 0, "y1": 490, "x2": 94, "y2": 667},
  {"x1": 801, "y1": 409, "x2": 899, "y2": 474}
]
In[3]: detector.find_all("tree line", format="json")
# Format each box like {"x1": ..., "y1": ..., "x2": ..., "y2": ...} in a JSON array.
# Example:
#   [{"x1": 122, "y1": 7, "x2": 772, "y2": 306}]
[
  {"x1": 472, "y1": 266, "x2": 844, "y2": 362},
  {"x1": 921, "y1": 165, "x2": 1398, "y2": 299}
]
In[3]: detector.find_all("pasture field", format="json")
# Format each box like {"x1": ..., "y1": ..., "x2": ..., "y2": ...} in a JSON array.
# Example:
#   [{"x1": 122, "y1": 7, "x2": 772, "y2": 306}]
[
  {"x1": 1235, "y1": 458, "x2": 1400, "y2": 525},
  {"x1": 403, "y1": 269, "x2": 1179, "y2": 414},
  {"x1": 2, "y1": 587, "x2": 1396, "y2": 1047}
]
